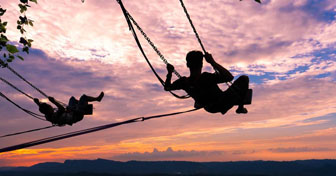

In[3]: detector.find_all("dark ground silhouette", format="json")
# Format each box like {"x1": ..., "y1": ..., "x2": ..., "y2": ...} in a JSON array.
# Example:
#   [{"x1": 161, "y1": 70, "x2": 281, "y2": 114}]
[{"x1": 1, "y1": 159, "x2": 336, "y2": 176}]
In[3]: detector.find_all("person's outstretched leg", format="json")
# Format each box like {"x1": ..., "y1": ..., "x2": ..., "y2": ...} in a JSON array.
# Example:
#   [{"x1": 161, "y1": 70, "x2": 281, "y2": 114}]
[
  {"x1": 231, "y1": 75, "x2": 249, "y2": 114},
  {"x1": 74, "y1": 92, "x2": 104, "y2": 121},
  {"x1": 80, "y1": 92, "x2": 104, "y2": 102}
]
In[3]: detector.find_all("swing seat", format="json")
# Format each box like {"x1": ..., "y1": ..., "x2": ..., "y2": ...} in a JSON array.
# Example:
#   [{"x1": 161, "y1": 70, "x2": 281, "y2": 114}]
[{"x1": 84, "y1": 104, "x2": 93, "y2": 115}]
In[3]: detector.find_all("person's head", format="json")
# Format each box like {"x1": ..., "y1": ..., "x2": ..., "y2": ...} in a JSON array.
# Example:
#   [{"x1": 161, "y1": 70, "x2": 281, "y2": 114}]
[
  {"x1": 186, "y1": 50, "x2": 203, "y2": 70},
  {"x1": 38, "y1": 103, "x2": 54, "y2": 116}
]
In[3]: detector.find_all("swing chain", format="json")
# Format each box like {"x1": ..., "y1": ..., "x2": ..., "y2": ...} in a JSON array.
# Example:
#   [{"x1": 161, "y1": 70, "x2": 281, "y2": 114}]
[
  {"x1": 179, "y1": 0, "x2": 206, "y2": 54},
  {"x1": 126, "y1": 12, "x2": 182, "y2": 79},
  {"x1": 117, "y1": 0, "x2": 190, "y2": 99},
  {"x1": 179, "y1": 0, "x2": 233, "y2": 87}
]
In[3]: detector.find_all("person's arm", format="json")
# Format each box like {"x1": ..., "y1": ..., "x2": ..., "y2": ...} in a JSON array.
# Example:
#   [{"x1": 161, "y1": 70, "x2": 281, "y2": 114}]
[
  {"x1": 164, "y1": 64, "x2": 175, "y2": 91},
  {"x1": 204, "y1": 52, "x2": 234, "y2": 82},
  {"x1": 48, "y1": 97, "x2": 65, "y2": 111},
  {"x1": 164, "y1": 64, "x2": 183, "y2": 91}
]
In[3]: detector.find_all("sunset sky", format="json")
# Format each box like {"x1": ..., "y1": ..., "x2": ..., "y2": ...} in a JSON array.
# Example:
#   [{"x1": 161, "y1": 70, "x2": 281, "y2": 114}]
[{"x1": 0, "y1": 0, "x2": 336, "y2": 167}]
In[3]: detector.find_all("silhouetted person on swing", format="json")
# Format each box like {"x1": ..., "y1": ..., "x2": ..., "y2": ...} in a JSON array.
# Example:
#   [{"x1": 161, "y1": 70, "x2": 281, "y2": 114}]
[
  {"x1": 164, "y1": 51, "x2": 251, "y2": 115},
  {"x1": 33, "y1": 92, "x2": 104, "y2": 126}
]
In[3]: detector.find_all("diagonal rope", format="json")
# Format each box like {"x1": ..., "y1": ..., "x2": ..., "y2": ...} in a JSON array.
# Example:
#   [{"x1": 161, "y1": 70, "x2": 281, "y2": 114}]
[
  {"x1": 0, "y1": 92, "x2": 46, "y2": 121},
  {"x1": 0, "y1": 125, "x2": 56, "y2": 138},
  {"x1": 0, "y1": 108, "x2": 199, "y2": 153},
  {"x1": 0, "y1": 77, "x2": 34, "y2": 100},
  {"x1": 0, "y1": 59, "x2": 48, "y2": 98},
  {"x1": 0, "y1": 59, "x2": 67, "y2": 106}
]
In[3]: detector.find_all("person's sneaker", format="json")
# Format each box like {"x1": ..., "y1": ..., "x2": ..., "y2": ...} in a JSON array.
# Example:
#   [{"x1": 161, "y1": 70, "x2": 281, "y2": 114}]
[
  {"x1": 97, "y1": 92, "x2": 104, "y2": 102},
  {"x1": 236, "y1": 107, "x2": 248, "y2": 114}
]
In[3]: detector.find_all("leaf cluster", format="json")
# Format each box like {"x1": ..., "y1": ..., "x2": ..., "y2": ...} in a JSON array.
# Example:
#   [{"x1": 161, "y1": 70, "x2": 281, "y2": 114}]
[{"x1": 0, "y1": 0, "x2": 37, "y2": 66}]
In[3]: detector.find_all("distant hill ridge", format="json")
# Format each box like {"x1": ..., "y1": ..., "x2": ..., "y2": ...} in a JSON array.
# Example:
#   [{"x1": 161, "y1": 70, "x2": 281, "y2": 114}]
[{"x1": 1, "y1": 159, "x2": 336, "y2": 176}]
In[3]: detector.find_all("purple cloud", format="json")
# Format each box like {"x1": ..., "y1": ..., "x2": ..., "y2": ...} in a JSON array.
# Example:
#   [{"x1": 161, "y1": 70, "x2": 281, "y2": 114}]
[
  {"x1": 113, "y1": 147, "x2": 224, "y2": 161},
  {"x1": 269, "y1": 147, "x2": 332, "y2": 153}
]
